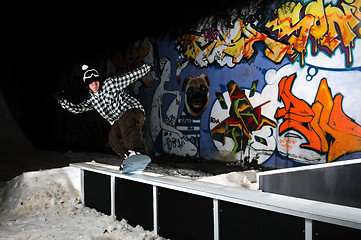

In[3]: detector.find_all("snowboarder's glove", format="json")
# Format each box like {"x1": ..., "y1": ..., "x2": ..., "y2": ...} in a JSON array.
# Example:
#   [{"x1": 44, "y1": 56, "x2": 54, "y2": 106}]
[{"x1": 53, "y1": 90, "x2": 65, "y2": 103}]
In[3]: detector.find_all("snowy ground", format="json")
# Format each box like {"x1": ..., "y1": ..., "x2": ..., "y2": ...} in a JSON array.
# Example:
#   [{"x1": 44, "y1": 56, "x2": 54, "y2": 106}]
[
  {"x1": 0, "y1": 167, "x2": 167, "y2": 240},
  {"x1": 0, "y1": 153, "x2": 258, "y2": 240}
]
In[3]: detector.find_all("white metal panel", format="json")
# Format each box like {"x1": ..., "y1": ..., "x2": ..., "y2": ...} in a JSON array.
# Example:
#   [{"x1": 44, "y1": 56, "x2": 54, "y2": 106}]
[
  {"x1": 110, "y1": 176, "x2": 115, "y2": 216},
  {"x1": 80, "y1": 169, "x2": 85, "y2": 205},
  {"x1": 305, "y1": 219, "x2": 313, "y2": 240},
  {"x1": 213, "y1": 199, "x2": 220, "y2": 240},
  {"x1": 153, "y1": 185, "x2": 159, "y2": 235}
]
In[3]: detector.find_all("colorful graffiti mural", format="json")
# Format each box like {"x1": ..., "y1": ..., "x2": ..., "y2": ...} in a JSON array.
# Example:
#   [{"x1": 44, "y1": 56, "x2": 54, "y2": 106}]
[
  {"x1": 177, "y1": 18, "x2": 289, "y2": 67},
  {"x1": 275, "y1": 73, "x2": 361, "y2": 162},
  {"x1": 265, "y1": 0, "x2": 361, "y2": 68},
  {"x1": 211, "y1": 80, "x2": 276, "y2": 156},
  {"x1": 176, "y1": 0, "x2": 361, "y2": 68},
  {"x1": 141, "y1": 0, "x2": 361, "y2": 168}
]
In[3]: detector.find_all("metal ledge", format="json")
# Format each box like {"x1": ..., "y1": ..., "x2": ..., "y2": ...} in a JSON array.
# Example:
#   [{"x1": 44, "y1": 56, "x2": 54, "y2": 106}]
[{"x1": 70, "y1": 161, "x2": 361, "y2": 231}]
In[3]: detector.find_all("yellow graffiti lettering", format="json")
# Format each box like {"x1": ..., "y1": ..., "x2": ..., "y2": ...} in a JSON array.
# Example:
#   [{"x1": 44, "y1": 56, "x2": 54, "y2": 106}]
[
  {"x1": 179, "y1": 18, "x2": 289, "y2": 67},
  {"x1": 178, "y1": 0, "x2": 360, "y2": 68},
  {"x1": 265, "y1": 0, "x2": 361, "y2": 67}
]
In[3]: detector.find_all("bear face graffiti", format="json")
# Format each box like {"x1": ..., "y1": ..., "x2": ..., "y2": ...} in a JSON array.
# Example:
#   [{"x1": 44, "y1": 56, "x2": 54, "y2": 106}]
[{"x1": 182, "y1": 73, "x2": 210, "y2": 117}]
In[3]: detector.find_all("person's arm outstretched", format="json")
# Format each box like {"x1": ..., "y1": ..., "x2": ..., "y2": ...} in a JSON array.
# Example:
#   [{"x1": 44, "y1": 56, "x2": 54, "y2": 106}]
[
  {"x1": 111, "y1": 63, "x2": 152, "y2": 90},
  {"x1": 59, "y1": 97, "x2": 93, "y2": 114}
]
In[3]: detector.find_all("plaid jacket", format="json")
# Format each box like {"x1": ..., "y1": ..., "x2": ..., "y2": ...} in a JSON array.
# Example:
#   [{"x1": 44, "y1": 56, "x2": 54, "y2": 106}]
[{"x1": 60, "y1": 63, "x2": 151, "y2": 125}]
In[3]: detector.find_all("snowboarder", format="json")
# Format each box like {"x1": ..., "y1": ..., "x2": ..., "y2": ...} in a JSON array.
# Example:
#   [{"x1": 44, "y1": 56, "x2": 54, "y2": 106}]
[{"x1": 55, "y1": 63, "x2": 153, "y2": 163}]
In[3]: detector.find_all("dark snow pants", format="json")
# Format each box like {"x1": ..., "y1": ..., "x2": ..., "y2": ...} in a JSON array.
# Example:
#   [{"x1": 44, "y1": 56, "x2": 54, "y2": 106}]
[{"x1": 109, "y1": 108, "x2": 149, "y2": 159}]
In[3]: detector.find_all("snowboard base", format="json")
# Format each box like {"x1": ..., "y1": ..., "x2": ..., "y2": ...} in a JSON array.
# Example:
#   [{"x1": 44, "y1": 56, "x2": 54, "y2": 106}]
[{"x1": 120, "y1": 154, "x2": 151, "y2": 173}]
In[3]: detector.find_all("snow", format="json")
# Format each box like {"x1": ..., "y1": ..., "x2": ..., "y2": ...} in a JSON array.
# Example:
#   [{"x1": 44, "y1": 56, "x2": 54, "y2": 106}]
[
  {"x1": 0, "y1": 167, "x2": 166, "y2": 240},
  {"x1": 198, "y1": 170, "x2": 259, "y2": 190},
  {"x1": 0, "y1": 160, "x2": 258, "y2": 239}
]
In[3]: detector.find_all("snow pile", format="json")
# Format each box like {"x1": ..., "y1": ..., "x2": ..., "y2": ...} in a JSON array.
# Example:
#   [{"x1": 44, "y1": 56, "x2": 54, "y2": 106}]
[
  {"x1": 0, "y1": 167, "x2": 165, "y2": 240},
  {"x1": 198, "y1": 170, "x2": 259, "y2": 190},
  {"x1": 0, "y1": 167, "x2": 81, "y2": 215}
]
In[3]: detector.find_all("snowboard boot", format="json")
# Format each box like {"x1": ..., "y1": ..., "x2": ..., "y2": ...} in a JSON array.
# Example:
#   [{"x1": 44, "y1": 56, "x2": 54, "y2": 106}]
[{"x1": 119, "y1": 150, "x2": 141, "y2": 171}]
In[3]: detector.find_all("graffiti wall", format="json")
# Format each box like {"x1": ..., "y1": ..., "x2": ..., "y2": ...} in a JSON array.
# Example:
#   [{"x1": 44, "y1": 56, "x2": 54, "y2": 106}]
[{"x1": 144, "y1": 0, "x2": 361, "y2": 168}]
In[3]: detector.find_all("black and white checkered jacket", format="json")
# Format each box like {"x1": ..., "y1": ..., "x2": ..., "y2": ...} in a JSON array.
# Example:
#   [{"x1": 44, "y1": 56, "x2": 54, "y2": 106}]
[{"x1": 60, "y1": 63, "x2": 151, "y2": 125}]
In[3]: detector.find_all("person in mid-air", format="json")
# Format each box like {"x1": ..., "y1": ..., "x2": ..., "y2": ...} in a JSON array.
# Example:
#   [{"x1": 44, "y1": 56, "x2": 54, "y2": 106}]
[{"x1": 56, "y1": 62, "x2": 152, "y2": 163}]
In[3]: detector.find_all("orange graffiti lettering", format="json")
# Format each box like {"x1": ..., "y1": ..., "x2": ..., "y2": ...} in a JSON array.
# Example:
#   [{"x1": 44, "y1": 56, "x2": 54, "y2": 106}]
[{"x1": 275, "y1": 73, "x2": 361, "y2": 162}]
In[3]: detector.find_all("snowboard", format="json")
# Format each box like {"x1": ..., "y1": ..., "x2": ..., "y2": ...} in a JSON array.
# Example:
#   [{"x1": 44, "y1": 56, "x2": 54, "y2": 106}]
[{"x1": 120, "y1": 154, "x2": 151, "y2": 173}]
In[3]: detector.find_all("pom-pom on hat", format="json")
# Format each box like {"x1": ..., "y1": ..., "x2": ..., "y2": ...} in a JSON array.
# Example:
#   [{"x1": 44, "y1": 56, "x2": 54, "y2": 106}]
[{"x1": 82, "y1": 64, "x2": 100, "y2": 85}]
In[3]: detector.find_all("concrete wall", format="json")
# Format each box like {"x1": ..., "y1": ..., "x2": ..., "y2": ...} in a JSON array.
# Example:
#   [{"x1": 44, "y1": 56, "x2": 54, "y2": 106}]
[{"x1": 138, "y1": 0, "x2": 361, "y2": 168}]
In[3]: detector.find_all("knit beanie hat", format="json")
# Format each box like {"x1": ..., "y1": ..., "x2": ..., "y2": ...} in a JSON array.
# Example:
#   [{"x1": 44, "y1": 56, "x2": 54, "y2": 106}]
[{"x1": 82, "y1": 65, "x2": 100, "y2": 85}]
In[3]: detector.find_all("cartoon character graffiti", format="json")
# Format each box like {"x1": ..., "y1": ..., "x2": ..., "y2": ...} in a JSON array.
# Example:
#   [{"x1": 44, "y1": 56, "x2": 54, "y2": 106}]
[
  {"x1": 150, "y1": 57, "x2": 198, "y2": 156},
  {"x1": 151, "y1": 57, "x2": 180, "y2": 141},
  {"x1": 182, "y1": 73, "x2": 210, "y2": 117},
  {"x1": 174, "y1": 73, "x2": 211, "y2": 155}
]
